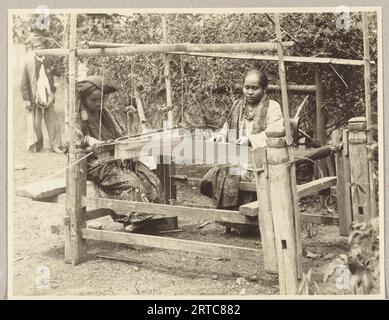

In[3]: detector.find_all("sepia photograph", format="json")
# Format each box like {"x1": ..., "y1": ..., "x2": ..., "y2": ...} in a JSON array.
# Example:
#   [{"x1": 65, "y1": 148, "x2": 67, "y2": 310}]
[{"x1": 7, "y1": 6, "x2": 384, "y2": 298}]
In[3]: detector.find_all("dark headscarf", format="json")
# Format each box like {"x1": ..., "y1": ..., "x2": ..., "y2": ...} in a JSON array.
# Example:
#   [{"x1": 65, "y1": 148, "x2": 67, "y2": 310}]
[
  {"x1": 75, "y1": 75, "x2": 122, "y2": 141},
  {"x1": 77, "y1": 75, "x2": 118, "y2": 98}
]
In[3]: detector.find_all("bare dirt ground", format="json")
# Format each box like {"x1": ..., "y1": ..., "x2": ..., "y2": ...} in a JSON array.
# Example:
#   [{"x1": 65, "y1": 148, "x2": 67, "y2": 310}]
[{"x1": 11, "y1": 79, "x2": 357, "y2": 297}]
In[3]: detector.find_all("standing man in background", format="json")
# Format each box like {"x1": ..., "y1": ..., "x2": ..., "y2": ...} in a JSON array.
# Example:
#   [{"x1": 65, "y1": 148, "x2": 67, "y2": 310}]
[{"x1": 20, "y1": 28, "x2": 62, "y2": 153}]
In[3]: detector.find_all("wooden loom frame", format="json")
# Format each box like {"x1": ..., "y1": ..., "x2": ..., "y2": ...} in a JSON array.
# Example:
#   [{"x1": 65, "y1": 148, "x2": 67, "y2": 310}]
[{"x1": 36, "y1": 12, "x2": 376, "y2": 294}]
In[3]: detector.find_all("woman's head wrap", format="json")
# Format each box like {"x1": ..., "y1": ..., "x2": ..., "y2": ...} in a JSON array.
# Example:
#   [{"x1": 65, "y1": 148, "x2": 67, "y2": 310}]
[{"x1": 77, "y1": 75, "x2": 118, "y2": 98}]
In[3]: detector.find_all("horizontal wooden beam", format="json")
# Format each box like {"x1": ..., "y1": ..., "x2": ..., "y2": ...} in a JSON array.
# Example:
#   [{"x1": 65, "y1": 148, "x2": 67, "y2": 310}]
[
  {"x1": 300, "y1": 213, "x2": 339, "y2": 226},
  {"x1": 239, "y1": 176, "x2": 338, "y2": 217},
  {"x1": 297, "y1": 176, "x2": 337, "y2": 198},
  {"x1": 64, "y1": 208, "x2": 111, "y2": 226},
  {"x1": 84, "y1": 197, "x2": 258, "y2": 225},
  {"x1": 81, "y1": 228, "x2": 263, "y2": 262}
]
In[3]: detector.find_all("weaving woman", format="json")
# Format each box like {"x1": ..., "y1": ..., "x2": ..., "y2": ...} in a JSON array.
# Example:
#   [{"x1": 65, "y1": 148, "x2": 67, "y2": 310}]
[
  {"x1": 202, "y1": 69, "x2": 285, "y2": 234},
  {"x1": 74, "y1": 75, "x2": 163, "y2": 230}
]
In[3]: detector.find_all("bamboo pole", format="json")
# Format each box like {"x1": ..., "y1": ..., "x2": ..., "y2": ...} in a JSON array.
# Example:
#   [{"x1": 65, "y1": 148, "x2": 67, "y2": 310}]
[
  {"x1": 170, "y1": 52, "x2": 371, "y2": 66},
  {"x1": 35, "y1": 44, "x2": 373, "y2": 67},
  {"x1": 65, "y1": 13, "x2": 87, "y2": 266},
  {"x1": 87, "y1": 41, "x2": 296, "y2": 49},
  {"x1": 362, "y1": 12, "x2": 377, "y2": 218},
  {"x1": 161, "y1": 15, "x2": 174, "y2": 128},
  {"x1": 77, "y1": 43, "x2": 297, "y2": 57},
  {"x1": 274, "y1": 13, "x2": 292, "y2": 145}
]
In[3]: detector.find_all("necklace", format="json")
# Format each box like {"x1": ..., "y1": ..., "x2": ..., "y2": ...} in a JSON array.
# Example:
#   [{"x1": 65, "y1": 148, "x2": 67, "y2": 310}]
[{"x1": 242, "y1": 102, "x2": 257, "y2": 121}]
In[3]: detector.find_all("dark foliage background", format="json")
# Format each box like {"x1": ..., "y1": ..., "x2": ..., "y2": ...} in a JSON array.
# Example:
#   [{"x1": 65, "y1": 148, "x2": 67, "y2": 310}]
[{"x1": 13, "y1": 12, "x2": 378, "y2": 138}]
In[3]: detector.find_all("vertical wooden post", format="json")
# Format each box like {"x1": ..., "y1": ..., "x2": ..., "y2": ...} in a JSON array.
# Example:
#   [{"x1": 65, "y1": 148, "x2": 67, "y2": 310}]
[
  {"x1": 266, "y1": 131, "x2": 302, "y2": 295},
  {"x1": 161, "y1": 15, "x2": 174, "y2": 128},
  {"x1": 252, "y1": 147, "x2": 277, "y2": 274},
  {"x1": 348, "y1": 117, "x2": 371, "y2": 222},
  {"x1": 65, "y1": 13, "x2": 87, "y2": 265},
  {"x1": 362, "y1": 12, "x2": 377, "y2": 218},
  {"x1": 274, "y1": 13, "x2": 303, "y2": 282},
  {"x1": 273, "y1": 13, "x2": 292, "y2": 145},
  {"x1": 314, "y1": 68, "x2": 326, "y2": 148},
  {"x1": 335, "y1": 130, "x2": 353, "y2": 235},
  {"x1": 315, "y1": 68, "x2": 329, "y2": 214},
  {"x1": 157, "y1": 155, "x2": 176, "y2": 204}
]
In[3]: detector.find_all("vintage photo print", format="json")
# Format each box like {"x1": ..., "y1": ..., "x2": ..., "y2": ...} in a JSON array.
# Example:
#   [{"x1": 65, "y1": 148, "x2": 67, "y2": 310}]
[{"x1": 7, "y1": 6, "x2": 384, "y2": 299}]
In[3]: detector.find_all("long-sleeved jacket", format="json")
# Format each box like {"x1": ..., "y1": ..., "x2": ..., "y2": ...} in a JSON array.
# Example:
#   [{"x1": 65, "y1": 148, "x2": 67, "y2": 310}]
[{"x1": 20, "y1": 51, "x2": 57, "y2": 104}]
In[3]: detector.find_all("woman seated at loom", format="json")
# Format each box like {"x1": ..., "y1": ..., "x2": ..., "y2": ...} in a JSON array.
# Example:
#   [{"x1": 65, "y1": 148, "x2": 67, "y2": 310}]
[
  {"x1": 72, "y1": 75, "x2": 163, "y2": 229},
  {"x1": 201, "y1": 69, "x2": 284, "y2": 235}
]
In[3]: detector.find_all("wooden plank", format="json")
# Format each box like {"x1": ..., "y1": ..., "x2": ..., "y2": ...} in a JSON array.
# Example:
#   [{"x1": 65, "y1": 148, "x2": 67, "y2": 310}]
[
  {"x1": 84, "y1": 196, "x2": 258, "y2": 225},
  {"x1": 296, "y1": 176, "x2": 337, "y2": 198},
  {"x1": 239, "y1": 200, "x2": 260, "y2": 217},
  {"x1": 81, "y1": 229, "x2": 263, "y2": 262},
  {"x1": 238, "y1": 204, "x2": 339, "y2": 226},
  {"x1": 253, "y1": 147, "x2": 278, "y2": 274},
  {"x1": 15, "y1": 178, "x2": 66, "y2": 200}
]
